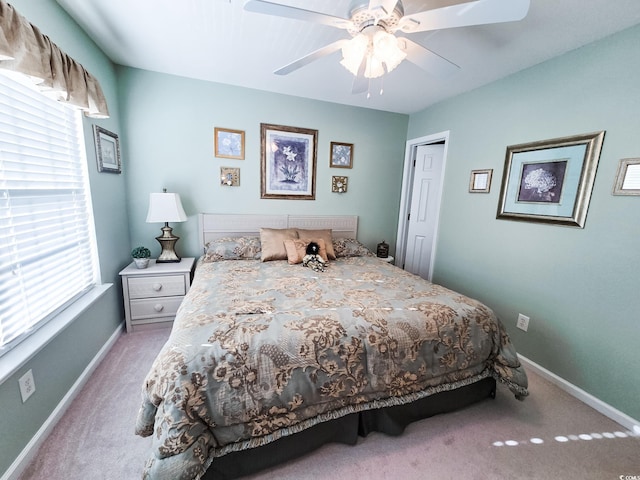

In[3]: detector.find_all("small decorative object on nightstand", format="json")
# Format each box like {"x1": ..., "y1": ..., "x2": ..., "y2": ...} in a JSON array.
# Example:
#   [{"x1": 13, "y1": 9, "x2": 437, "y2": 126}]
[
  {"x1": 131, "y1": 246, "x2": 151, "y2": 269},
  {"x1": 376, "y1": 240, "x2": 389, "y2": 258},
  {"x1": 119, "y1": 257, "x2": 195, "y2": 332}
]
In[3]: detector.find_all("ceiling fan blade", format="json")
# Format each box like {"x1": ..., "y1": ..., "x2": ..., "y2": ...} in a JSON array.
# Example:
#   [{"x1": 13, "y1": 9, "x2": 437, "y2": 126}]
[
  {"x1": 352, "y1": 76, "x2": 368, "y2": 95},
  {"x1": 398, "y1": 0, "x2": 530, "y2": 33},
  {"x1": 274, "y1": 39, "x2": 348, "y2": 75},
  {"x1": 399, "y1": 38, "x2": 460, "y2": 78},
  {"x1": 244, "y1": 0, "x2": 351, "y2": 29},
  {"x1": 351, "y1": 56, "x2": 368, "y2": 94},
  {"x1": 367, "y1": 0, "x2": 399, "y2": 17}
]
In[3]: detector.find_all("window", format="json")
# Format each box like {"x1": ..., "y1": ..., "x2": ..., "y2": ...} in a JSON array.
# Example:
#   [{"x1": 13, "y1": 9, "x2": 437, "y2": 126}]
[{"x1": 0, "y1": 72, "x2": 99, "y2": 354}]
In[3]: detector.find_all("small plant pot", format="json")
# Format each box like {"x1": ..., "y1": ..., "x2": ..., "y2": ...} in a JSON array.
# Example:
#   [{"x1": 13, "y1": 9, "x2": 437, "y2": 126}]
[{"x1": 134, "y1": 258, "x2": 150, "y2": 269}]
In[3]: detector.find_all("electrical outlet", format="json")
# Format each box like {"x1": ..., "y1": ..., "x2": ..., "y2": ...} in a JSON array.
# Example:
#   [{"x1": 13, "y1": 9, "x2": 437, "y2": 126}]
[
  {"x1": 19, "y1": 369, "x2": 36, "y2": 403},
  {"x1": 516, "y1": 313, "x2": 530, "y2": 332}
]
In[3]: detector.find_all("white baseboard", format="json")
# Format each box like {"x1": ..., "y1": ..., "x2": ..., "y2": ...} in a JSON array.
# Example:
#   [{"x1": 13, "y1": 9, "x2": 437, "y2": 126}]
[
  {"x1": 1, "y1": 325, "x2": 123, "y2": 480},
  {"x1": 519, "y1": 354, "x2": 640, "y2": 432}
]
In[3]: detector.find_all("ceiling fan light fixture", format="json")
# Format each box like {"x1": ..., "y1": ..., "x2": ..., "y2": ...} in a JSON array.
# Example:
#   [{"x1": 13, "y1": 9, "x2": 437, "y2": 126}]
[
  {"x1": 341, "y1": 28, "x2": 407, "y2": 79},
  {"x1": 365, "y1": 54, "x2": 385, "y2": 79},
  {"x1": 372, "y1": 30, "x2": 406, "y2": 73},
  {"x1": 340, "y1": 33, "x2": 368, "y2": 75}
]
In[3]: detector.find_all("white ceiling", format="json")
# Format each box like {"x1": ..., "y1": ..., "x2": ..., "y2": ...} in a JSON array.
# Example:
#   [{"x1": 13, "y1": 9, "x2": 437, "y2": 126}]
[{"x1": 55, "y1": 0, "x2": 640, "y2": 115}]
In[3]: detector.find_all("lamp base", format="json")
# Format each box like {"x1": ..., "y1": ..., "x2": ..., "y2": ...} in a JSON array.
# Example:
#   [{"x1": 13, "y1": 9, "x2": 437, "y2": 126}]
[{"x1": 155, "y1": 223, "x2": 181, "y2": 263}]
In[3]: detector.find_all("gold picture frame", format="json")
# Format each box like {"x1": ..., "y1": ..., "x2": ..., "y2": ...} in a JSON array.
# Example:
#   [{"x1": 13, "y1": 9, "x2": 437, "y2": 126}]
[{"x1": 214, "y1": 127, "x2": 245, "y2": 160}]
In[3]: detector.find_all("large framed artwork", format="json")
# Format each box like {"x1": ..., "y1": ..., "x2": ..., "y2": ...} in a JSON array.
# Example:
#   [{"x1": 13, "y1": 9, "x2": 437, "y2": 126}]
[
  {"x1": 93, "y1": 125, "x2": 121, "y2": 173},
  {"x1": 260, "y1": 123, "x2": 317, "y2": 200},
  {"x1": 496, "y1": 131, "x2": 605, "y2": 228}
]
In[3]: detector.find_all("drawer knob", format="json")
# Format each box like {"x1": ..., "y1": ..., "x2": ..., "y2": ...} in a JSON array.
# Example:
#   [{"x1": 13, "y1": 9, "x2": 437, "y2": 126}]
[
  {"x1": 154, "y1": 304, "x2": 164, "y2": 312},
  {"x1": 153, "y1": 283, "x2": 163, "y2": 291}
]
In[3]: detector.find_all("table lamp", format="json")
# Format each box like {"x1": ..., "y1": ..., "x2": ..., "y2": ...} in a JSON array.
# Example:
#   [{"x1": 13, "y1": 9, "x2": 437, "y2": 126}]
[{"x1": 145, "y1": 189, "x2": 188, "y2": 262}]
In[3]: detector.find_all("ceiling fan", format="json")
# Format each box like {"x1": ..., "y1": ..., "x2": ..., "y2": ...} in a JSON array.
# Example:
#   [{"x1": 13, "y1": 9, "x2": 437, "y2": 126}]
[{"x1": 244, "y1": 0, "x2": 530, "y2": 94}]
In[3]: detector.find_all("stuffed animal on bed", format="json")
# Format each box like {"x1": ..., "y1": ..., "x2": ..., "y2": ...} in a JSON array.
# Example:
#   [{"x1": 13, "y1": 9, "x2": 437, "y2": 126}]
[{"x1": 302, "y1": 241, "x2": 327, "y2": 272}]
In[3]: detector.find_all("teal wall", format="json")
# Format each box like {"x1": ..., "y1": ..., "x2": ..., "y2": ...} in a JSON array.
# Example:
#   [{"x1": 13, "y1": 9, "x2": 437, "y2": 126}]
[
  {"x1": 0, "y1": 0, "x2": 129, "y2": 475},
  {"x1": 116, "y1": 67, "x2": 409, "y2": 258},
  {"x1": 408, "y1": 25, "x2": 640, "y2": 420}
]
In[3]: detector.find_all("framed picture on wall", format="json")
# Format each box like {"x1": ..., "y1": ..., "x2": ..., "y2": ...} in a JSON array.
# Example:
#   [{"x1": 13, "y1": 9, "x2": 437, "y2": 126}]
[
  {"x1": 469, "y1": 169, "x2": 493, "y2": 193},
  {"x1": 612, "y1": 158, "x2": 640, "y2": 195},
  {"x1": 260, "y1": 123, "x2": 317, "y2": 200},
  {"x1": 214, "y1": 127, "x2": 245, "y2": 159},
  {"x1": 496, "y1": 131, "x2": 605, "y2": 228},
  {"x1": 220, "y1": 167, "x2": 240, "y2": 186},
  {"x1": 330, "y1": 142, "x2": 353, "y2": 168},
  {"x1": 93, "y1": 125, "x2": 121, "y2": 173},
  {"x1": 332, "y1": 176, "x2": 348, "y2": 193}
]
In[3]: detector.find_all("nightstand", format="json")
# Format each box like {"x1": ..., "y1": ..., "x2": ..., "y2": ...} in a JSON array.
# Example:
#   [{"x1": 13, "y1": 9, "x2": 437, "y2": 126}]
[{"x1": 119, "y1": 257, "x2": 195, "y2": 332}]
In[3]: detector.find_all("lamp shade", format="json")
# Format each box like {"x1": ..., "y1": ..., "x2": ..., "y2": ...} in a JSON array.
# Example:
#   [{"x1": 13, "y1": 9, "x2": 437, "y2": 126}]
[{"x1": 145, "y1": 192, "x2": 188, "y2": 223}]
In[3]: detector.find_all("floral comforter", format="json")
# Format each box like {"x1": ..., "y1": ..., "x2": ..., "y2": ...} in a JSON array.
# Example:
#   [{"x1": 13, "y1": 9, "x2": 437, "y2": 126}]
[{"x1": 136, "y1": 256, "x2": 528, "y2": 479}]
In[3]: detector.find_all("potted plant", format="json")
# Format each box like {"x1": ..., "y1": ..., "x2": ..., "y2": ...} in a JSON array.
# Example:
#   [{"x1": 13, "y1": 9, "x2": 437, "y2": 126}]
[{"x1": 131, "y1": 246, "x2": 151, "y2": 269}]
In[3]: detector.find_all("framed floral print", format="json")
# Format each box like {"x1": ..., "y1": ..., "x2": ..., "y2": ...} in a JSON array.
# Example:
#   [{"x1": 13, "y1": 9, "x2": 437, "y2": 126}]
[
  {"x1": 496, "y1": 131, "x2": 605, "y2": 228},
  {"x1": 330, "y1": 141, "x2": 353, "y2": 168},
  {"x1": 260, "y1": 123, "x2": 317, "y2": 200},
  {"x1": 214, "y1": 127, "x2": 245, "y2": 159}
]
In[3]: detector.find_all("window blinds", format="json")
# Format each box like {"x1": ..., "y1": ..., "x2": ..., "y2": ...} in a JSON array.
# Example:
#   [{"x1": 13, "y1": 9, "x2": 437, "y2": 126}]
[{"x1": 0, "y1": 72, "x2": 98, "y2": 352}]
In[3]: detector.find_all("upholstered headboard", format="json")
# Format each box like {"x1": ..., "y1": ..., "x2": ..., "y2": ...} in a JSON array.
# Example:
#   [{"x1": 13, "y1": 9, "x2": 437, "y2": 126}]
[{"x1": 198, "y1": 214, "x2": 358, "y2": 250}]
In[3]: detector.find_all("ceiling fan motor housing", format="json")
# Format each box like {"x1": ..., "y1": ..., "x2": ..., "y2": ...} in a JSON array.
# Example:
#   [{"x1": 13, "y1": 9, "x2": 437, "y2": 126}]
[{"x1": 347, "y1": 0, "x2": 405, "y2": 36}]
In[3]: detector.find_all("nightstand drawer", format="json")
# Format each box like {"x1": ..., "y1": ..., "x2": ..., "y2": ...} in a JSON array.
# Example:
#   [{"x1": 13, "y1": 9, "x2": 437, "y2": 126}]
[
  {"x1": 130, "y1": 296, "x2": 184, "y2": 319},
  {"x1": 128, "y1": 275, "x2": 186, "y2": 299}
]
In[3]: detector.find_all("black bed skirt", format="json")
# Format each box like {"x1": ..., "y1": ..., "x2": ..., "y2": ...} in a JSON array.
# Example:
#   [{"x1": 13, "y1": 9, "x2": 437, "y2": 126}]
[{"x1": 205, "y1": 377, "x2": 496, "y2": 479}]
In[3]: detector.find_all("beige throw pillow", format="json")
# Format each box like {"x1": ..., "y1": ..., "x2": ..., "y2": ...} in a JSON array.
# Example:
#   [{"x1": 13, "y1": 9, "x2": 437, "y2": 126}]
[{"x1": 260, "y1": 228, "x2": 299, "y2": 262}]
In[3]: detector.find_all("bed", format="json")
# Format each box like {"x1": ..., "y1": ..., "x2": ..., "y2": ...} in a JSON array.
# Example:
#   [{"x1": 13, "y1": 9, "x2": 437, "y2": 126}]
[{"x1": 135, "y1": 214, "x2": 528, "y2": 480}]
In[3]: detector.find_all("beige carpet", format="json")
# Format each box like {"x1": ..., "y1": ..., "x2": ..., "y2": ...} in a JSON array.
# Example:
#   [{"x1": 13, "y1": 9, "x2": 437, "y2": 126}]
[{"x1": 18, "y1": 327, "x2": 640, "y2": 480}]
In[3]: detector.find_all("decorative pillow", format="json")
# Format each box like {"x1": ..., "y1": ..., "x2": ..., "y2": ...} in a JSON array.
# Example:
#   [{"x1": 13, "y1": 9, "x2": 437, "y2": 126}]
[
  {"x1": 284, "y1": 238, "x2": 328, "y2": 264},
  {"x1": 260, "y1": 228, "x2": 299, "y2": 262},
  {"x1": 296, "y1": 228, "x2": 336, "y2": 260},
  {"x1": 332, "y1": 238, "x2": 374, "y2": 258},
  {"x1": 202, "y1": 236, "x2": 262, "y2": 262}
]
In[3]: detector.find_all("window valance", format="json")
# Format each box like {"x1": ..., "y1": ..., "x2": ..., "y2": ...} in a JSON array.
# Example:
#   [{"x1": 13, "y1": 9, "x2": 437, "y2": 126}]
[{"x1": 0, "y1": 0, "x2": 109, "y2": 118}]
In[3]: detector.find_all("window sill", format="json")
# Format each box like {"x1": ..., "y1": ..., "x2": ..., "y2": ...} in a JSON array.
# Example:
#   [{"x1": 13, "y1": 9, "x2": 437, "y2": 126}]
[{"x1": 0, "y1": 284, "x2": 113, "y2": 385}]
